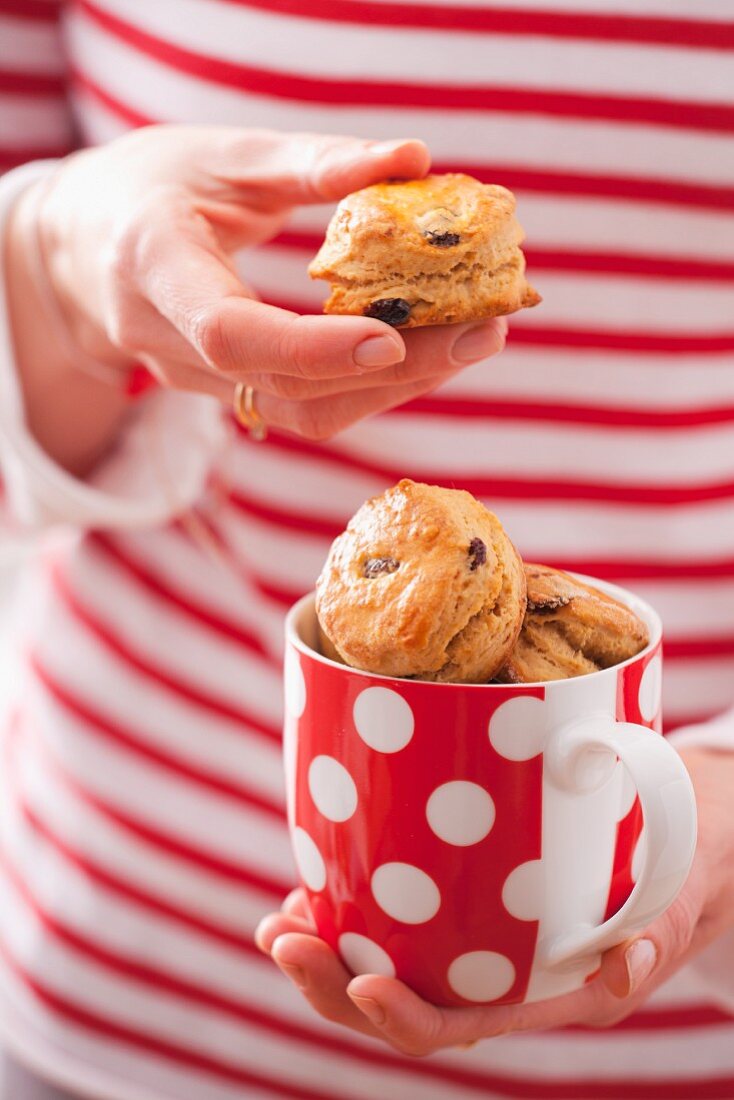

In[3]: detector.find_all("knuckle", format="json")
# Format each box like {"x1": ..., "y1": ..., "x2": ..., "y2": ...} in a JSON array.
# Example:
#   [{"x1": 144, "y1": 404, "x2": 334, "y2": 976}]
[
  {"x1": 662, "y1": 895, "x2": 698, "y2": 958},
  {"x1": 274, "y1": 322, "x2": 314, "y2": 380},
  {"x1": 194, "y1": 304, "x2": 238, "y2": 371},
  {"x1": 292, "y1": 403, "x2": 336, "y2": 442}
]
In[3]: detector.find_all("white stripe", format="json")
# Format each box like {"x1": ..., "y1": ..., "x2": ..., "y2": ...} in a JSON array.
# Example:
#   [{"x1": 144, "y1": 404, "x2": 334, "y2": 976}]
[
  {"x1": 357, "y1": 0, "x2": 731, "y2": 14},
  {"x1": 2, "y1": 854, "x2": 734, "y2": 1094},
  {"x1": 28, "y1": 688, "x2": 296, "y2": 882},
  {"x1": 60, "y1": 540, "x2": 283, "y2": 730},
  {"x1": 108, "y1": 525, "x2": 286, "y2": 659},
  {"x1": 26, "y1": 574, "x2": 285, "y2": 804},
  {"x1": 0, "y1": 15, "x2": 65, "y2": 73},
  {"x1": 662, "y1": 657, "x2": 734, "y2": 718},
  {"x1": 252, "y1": 243, "x2": 734, "y2": 332},
  {"x1": 12, "y1": 729, "x2": 283, "y2": 927},
  {"x1": 0, "y1": 96, "x2": 71, "y2": 146},
  {"x1": 622, "y1": 578, "x2": 734, "y2": 639},
  {"x1": 282, "y1": 413, "x2": 734, "y2": 486},
  {"x1": 441, "y1": 346, "x2": 734, "y2": 409},
  {"x1": 67, "y1": 13, "x2": 734, "y2": 186},
  {"x1": 217, "y1": 482, "x2": 734, "y2": 572},
  {"x1": 5, "y1": 794, "x2": 734, "y2": 1091},
  {"x1": 86, "y1": 0, "x2": 733, "y2": 102},
  {"x1": 0, "y1": 961, "x2": 273, "y2": 1100}
]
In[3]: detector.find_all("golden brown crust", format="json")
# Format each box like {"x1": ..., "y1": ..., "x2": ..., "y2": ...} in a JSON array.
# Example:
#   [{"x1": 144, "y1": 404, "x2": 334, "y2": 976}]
[
  {"x1": 496, "y1": 564, "x2": 649, "y2": 683},
  {"x1": 315, "y1": 480, "x2": 526, "y2": 683},
  {"x1": 308, "y1": 174, "x2": 541, "y2": 328}
]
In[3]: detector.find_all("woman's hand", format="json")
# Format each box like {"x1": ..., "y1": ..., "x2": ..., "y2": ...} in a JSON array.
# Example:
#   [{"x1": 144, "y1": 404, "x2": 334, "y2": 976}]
[
  {"x1": 255, "y1": 747, "x2": 734, "y2": 1055},
  {"x1": 5, "y1": 125, "x2": 506, "y2": 473}
]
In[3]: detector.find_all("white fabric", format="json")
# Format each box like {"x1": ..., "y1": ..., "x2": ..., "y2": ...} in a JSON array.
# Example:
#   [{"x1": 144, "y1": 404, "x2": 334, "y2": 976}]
[{"x1": 0, "y1": 161, "x2": 226, "y2": 534}]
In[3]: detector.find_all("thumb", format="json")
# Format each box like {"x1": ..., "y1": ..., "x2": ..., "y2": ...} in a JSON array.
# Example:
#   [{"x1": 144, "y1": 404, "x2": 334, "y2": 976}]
[
  {"x1": 213, "y1": 129, "x2": 431, "y2": 208},
  {"x1": 600, "y1": 895, "x2": 700, "y2": 999}
]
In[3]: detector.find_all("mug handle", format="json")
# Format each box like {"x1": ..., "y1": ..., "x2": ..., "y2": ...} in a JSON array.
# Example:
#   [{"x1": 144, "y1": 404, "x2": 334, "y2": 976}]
[{"x1": 538, "y1": 717, "x2": 697, "y2": 969}]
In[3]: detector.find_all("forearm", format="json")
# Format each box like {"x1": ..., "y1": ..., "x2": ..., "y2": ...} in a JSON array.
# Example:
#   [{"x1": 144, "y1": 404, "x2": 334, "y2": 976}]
[{"x1": 3, "y1": 178, "x2": 132, "y2": 479}]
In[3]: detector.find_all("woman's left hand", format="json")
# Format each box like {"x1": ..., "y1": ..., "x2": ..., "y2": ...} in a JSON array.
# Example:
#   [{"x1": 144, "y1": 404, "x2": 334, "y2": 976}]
[{"x1": 255, "y1": 747, "x2": 734, "y2": 1055}]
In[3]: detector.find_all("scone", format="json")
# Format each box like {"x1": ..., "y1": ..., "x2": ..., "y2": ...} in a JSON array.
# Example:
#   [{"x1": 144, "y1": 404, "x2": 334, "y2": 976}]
[
  {"x1": 497, "y1": 564, "x2": 649, "y2": 683},
  {"x1": 308, "y1": 173, "x2": 540, "y2": 328},
  {"x1": 316, "y1": 480, "x2": 526, "y2": 682}
]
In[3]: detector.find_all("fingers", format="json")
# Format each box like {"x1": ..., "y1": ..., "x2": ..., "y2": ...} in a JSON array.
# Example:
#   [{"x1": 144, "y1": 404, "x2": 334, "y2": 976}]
[
  {"x1": 253, "y1": 370, "x2": 464, "y2": 442},
  {"x1": 269, "y1": 933, "x2": 383, "y2": 1038},
  {"x1": 215, "y1": 129, "x2": 431, "y2": 207},
  {"x1": 241, "y1": 318, "x2": 507, "y2": 400}
]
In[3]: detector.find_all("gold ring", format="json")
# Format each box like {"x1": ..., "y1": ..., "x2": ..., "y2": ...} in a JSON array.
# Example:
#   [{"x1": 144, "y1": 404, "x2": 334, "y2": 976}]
[{"x1": 233, "y1": 383, "x2": 267, "y2": 442}]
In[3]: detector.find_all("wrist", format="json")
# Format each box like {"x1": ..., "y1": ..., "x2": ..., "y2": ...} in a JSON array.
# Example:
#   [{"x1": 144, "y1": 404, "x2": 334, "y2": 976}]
[{"x1": 4, "y1": 180, "x2": 137, "y2": 477}]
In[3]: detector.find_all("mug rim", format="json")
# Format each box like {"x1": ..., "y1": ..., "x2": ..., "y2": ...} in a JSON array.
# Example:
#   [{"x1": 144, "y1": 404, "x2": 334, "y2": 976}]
[{"x1": 285, "y1": 572, "x2": 663, "y2": 690}]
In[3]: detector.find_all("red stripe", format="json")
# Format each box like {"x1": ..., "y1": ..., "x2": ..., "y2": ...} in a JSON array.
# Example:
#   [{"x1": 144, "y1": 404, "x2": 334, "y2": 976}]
[
  {"x1": 267, "y1": 293, "x2": 734, "y2": 356},
  {"x1": 230, "y1": 428, "x2": 734, "y2": 506},
  {"x1": 531, "y1": 557, "x2": 734, "y2": 582},
  {"x1": 91, "y1": 532, "x2": 278, "y2": 667},
  {"x1": 29, "y1": 653, "x2": 286, "y2": 822},
  {"x1": 0, "y1": 0, "x2": 60, "y2": 19},
  {"x1": 16, "y1": 785, "x2": 265, "y2": 953},
  {"x1": 26, "y1": 723, "x2": 289, "y2": 894},
  {"x1": 220, "y1": 0, "x2": 734, "y2": 50},
  {"x1": 274, "y1": 231, "x2": 734, "y2": 284},
  {"x1": 0, "y1": 142, "x2": 71, "y2": 169},
  {"x1": 193, "y1": 511, "x2": 305, "y2": 608},
  {"x1": 69, "y1": 71, "x2": 734, "y2": 214},
  {"x1": 396, "y1": 396, "x2": 734, "y2": 430},
  {"x1": 0, "y1": 69, "x2": 65, "y2": 96},
  {"x1": 0, "y1": 945, "x2": 333, "y2": 1100},
  {"x1": 662, "y1": 637, "x2": 734, "y2": 659},
  {"x1": 3, "y1": 853, "x2": 733, "y2": 1100},
  {"x1": 78, "y1": 0, "x2": 734, "y2": 133},
  {"x1": 50, "y1": 563, "x2": 283, "y2": 743}
]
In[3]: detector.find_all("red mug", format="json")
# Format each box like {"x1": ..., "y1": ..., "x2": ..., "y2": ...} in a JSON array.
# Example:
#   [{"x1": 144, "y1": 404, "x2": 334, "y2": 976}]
[{"x1": 284, "y1": 578, "x2": 696, "y2": 1006}]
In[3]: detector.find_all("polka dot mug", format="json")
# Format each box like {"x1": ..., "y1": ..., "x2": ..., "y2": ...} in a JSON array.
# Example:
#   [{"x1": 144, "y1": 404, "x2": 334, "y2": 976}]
[{"x1": 284, "y1": 580, "x2": 696, "y2": 1007}]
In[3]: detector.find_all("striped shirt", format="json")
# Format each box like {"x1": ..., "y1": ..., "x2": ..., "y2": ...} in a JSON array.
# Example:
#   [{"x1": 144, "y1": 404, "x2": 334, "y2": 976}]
[{"x1": 1, "y1": 1, "x2": 734, "y2": 1097}]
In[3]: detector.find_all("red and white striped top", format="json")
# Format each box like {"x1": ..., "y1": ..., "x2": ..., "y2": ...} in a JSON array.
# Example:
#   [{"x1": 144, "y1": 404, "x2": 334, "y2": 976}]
[{"x1": 1, "y1": 1, "x2": 734, "y2": 1097}]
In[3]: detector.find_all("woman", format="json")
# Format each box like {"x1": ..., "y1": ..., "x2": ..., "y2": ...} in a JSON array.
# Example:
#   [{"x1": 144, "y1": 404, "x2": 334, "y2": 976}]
[{"x1": 0, "y1": 1, "x2": 733, "y2": 1097}]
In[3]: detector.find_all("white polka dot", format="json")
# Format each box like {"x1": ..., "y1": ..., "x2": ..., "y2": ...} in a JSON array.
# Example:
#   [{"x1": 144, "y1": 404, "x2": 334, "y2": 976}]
[
  {"x1": 631, "y1": 827, "x2": 646, "y2": 884},
  {"x1": 285, "y1": 649, "x2": 306, "y2": 719},
  {"x1": 502, "y1": 860, "x2": 543, "y2": 921},
  {"x1": 426, "y1": 781, "x2": 495, "y2": 846},
  {"x1": 371, "y1": 862, "x2": 440, "y2": 924},
  {"x1": 308, "y1": 755, "x2": 358, "y2": 822},
  {"x1": 617, "y1": 763, "x2": 638, "y2": 820},
  {"x1": 489, "y1": 696, "x2": 547, "y2": 761},
  {"x1": 353, "y1": 687, "x2": 414, "y2": 754},
  {"x1": 292, "y1": 827, "x2": 326, "y2": 892},
  {"x1": 338, "y1": 933, "x2": 396, "y2": 978},
  {"x1": 638, "y1": 655, "x2": 662, "y2": 723},
  {"x1": 448, "y1": 951, "x2": 516, "y2": 1003}
]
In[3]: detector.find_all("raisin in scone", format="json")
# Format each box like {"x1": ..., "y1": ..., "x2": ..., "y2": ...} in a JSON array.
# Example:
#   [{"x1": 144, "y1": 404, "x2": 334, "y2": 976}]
[
  {"x1": 308, "y1": 173, "x2": 540, "y2": 328},
  {"x1": 497, "y1": 564, "x2": 649, "y2": 683},
  {"x1": 316, "y1": 480, "x2": 526, "y2": 682}
]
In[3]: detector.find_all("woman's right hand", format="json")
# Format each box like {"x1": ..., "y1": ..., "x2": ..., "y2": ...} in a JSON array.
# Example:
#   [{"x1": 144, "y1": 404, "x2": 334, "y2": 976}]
[{"x1": 6, "y1": 125, "x2": 506, "y2": 468}]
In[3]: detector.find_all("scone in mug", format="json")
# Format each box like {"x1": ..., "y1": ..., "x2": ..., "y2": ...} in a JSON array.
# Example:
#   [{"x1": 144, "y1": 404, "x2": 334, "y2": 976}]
[{"x1": 284, "y1": 580, "x2": 696, "y2": 1007}]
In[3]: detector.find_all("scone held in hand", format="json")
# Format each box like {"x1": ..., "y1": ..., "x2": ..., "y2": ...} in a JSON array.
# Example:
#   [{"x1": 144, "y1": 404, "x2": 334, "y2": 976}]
[
  {"x1": 497, "y1": 564, "x2": 649, "y2": 683},
  {"x1": 309, "y1": 173, "x2": 540, "y2": 328},
  {"x1": 316, "y1": 479, "x2": 526, "y2": 682}
]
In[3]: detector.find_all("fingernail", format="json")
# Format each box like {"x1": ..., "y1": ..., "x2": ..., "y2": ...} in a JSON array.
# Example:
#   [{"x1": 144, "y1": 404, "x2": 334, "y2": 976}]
[
  {"x1": 367, "y1": 139, "x2": 414, "y2": 157},
  {"x1": 625, "y1": 939, "x2": 657, "y2": 994},
  {"x1": 451, "y1": 322, "x2": 504, "y2": 364},
  {"x1": 254, "y1": 925, "x2": 269, "y2": 954},
  {"x1": 349, "y1": 994, "x2": 386, "y2": 1026},
  {"x1": 354, "y1": 335, "x2": 404, "y2": 370},
  {"x1": 276, "y1": 960, "x2": 307, "y2": 991}
]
